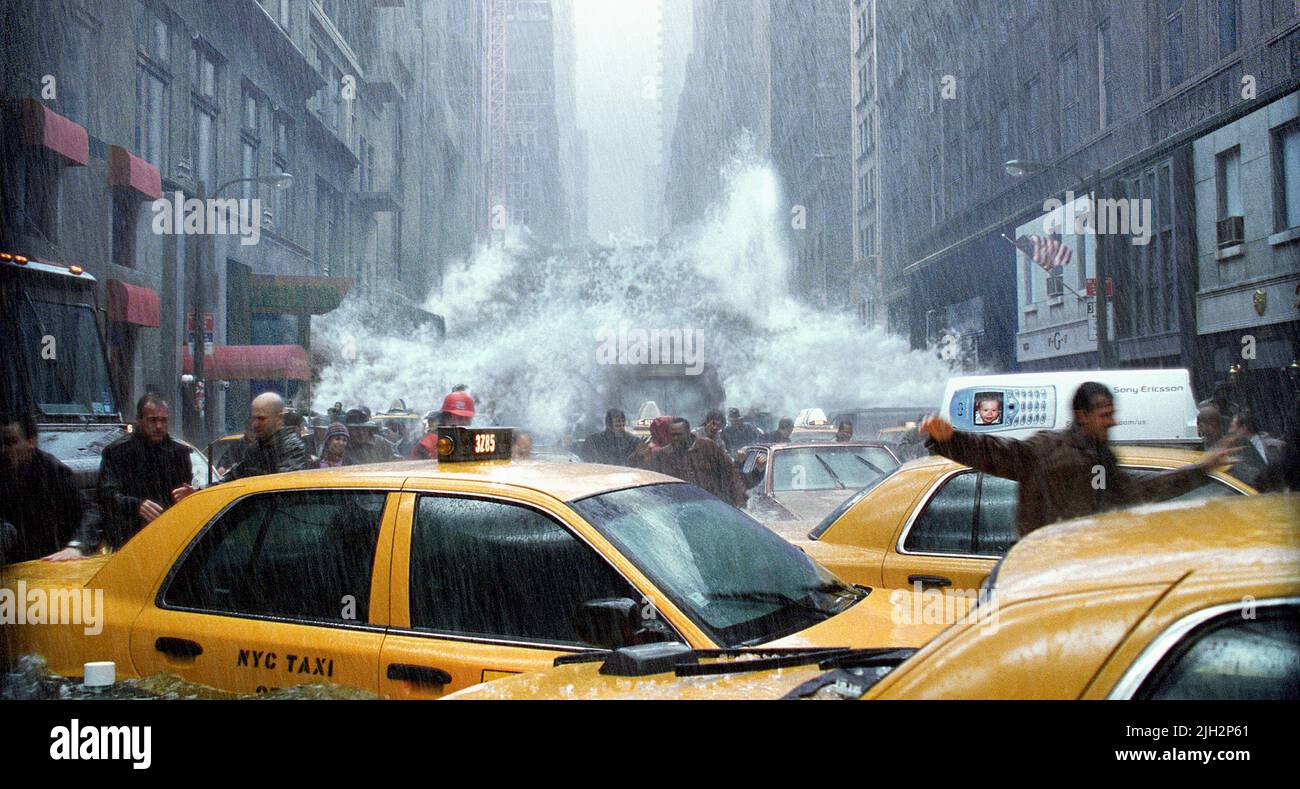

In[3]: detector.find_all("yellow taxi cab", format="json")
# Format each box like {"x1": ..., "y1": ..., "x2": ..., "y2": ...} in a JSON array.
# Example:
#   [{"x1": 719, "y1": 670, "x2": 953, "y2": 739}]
[
  {"x1": 796, "y1": 446, "x2": 1255, "y2": 592},
  {"x1": 0, "y1": 427, "x2": 945, "y2": 698},
  {"x1": 447, "y1": 493, "x2": 1299, "y2": 699}
]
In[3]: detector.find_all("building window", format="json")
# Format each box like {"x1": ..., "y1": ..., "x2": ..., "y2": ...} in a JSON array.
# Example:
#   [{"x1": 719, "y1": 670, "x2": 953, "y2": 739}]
[
  {"x1": 241, "y1": 84, "x2": 261, "y2": 202},
  {"x1": 259, "y1": 0, "x2": 292, "y2": 32},
  {"x1": 61, "y1": 16, "x2": 95, "y2": 133},
  {"x1": 21, "y1": 150, "x2": 59, "y2": 243},
  {"x1": 315, "y1": 179, "x2": 341, "y2": 275},
  {"x1": 393, "y1": 210, "x2": 402, "y2": 281},
  {"x1": 1059, "y1": 47, "x2": 1080, "y2": 151},
  {"x1": 947, "y1": 133, "x2": 962, "y2": 198},
  {"x1": 929, "y1": 155, "x2": 941, "y2": 227},
  {"x1": 135, "y1": 66, "x2": 169, "y2": 170},
  {"x1": 1024, "y1": 76, "x2": 1042, "y2": 160},
  {"x1": 996, "y1": 99, "x2": 1010, "y2": 152},
  {"x1": 272, "y1": 113, "x2": 292, "y2": 237},
  {"x1": 312, "y1": 43, "x2": 345, "y2": 133},
  {"x1": 1275, "y1": 123, "x2": 1300, "y2": 231},
  {"x1": 1218, "y1": 0, "x2": 1239, "y2": 59},
  {"x1": 1121, "y1": 163, "x2": 1177, "y2": 336},
  {"x1": 190, "y1": 43, "x2": 220, "y2": 189},
  {"x1": 1216, "y1": 147, "x2": 1241, "y2": 220},
  {"x1": 112, "y1": 191, "x2": 140, "y2": 268},
  {"x1": 1165, "y1": 0, "x2": 1185, "y2": 89},
  {"x1": 1097, "y1": 19, "x2": 1113, "y2": 129},
  {"x1": 135, "y1": 1, "x2": 171, "y2": 170}
]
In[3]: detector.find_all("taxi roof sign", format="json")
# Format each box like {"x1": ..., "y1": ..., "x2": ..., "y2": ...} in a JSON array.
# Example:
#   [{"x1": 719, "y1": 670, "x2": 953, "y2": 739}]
[{"x1": 436, "y1": 426, "x2": 513, "y2": 462}]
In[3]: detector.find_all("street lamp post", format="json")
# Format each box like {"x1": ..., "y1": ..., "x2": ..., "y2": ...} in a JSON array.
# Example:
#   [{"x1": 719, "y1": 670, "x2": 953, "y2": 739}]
[
  {"x1": 1005, "y1": 159, "x2": 1114, "y2": 368},
  {"x1": 188, "y1": 173, "x2": 294, "y2": 446}
]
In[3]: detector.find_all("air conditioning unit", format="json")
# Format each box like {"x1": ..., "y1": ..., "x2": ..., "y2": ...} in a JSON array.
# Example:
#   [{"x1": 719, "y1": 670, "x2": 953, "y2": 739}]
[
  {"x1": 1217, "y1": 215, "x2": 1244, "y2": 247},
  {"x1": 1046, "y1": 275, "x2": 1064, "y2": 298}
]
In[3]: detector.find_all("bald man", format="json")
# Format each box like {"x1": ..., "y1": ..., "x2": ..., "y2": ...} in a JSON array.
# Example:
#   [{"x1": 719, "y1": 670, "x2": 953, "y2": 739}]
[{"x1": 220, "y1": 392, "x2": 310, "y2": 481}]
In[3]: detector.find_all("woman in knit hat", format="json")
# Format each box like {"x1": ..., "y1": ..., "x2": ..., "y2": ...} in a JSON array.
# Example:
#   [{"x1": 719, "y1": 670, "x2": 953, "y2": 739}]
[{"x1": 318, "y1": 422, "x2": 352, "y2": 468}]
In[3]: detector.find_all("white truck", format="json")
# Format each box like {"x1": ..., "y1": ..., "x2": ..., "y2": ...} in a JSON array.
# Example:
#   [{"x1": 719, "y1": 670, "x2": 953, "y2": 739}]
[{"x1": 940, "y1": 369, "x2": 1202, "y2": 447}]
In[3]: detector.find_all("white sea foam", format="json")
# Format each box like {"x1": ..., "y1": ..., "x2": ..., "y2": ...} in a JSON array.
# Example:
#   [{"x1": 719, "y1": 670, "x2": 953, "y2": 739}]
[{"x1": 311, "y1": 143, "x2": 951, "y2": 438}]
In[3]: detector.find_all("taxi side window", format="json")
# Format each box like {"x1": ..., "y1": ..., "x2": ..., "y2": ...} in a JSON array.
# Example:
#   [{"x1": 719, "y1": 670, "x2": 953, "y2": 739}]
[
  {"x1": 1124, "y1": 468, "x2": 1243, "y2": 501},
  {"x1": 973, "y1": 474, "x2": 1017, "y2": 556},
  {"x1": 904, "y1": 472, "x2": 977, "y2": 554},
  {"x1": 164, "y1": 491, "x2": 385, "y2": 624},
  {"x1": 1136, "y1": 605, "x2": 1300, "y2": 700},
  {"x1": 410, "y1": 496, "x2": 641, "y2": 648}
]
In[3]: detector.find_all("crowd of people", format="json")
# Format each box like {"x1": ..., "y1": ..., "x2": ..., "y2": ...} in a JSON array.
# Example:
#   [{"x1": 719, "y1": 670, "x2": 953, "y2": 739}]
[
  {"x1": 0, "y1": 385, "x2": 519, "y2": 565},
  {"x1": 570, "y1": 405, "x2": 871, "y2": 507},
  {"x1": 5, "y1": 379, "x2": 1295, "y2": 566}
]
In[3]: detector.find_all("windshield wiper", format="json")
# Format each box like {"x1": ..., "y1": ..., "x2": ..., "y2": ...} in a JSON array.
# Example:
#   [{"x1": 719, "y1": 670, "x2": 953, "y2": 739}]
[
  {"x1": 812, "y1": 455, "x2": 846, "y2": 489},
  {"x1": 852, "y1": 455, "x2": 886, "y2": 476}
]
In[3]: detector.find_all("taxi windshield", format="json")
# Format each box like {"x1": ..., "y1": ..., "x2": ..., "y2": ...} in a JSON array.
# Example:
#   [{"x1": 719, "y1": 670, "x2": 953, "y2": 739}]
[
  {"x1": 769, "y1": 445, "x2": 900, "y2": 492},
  {"x1": 570, "y1": 483, "x2": 863, "y2": 647}
]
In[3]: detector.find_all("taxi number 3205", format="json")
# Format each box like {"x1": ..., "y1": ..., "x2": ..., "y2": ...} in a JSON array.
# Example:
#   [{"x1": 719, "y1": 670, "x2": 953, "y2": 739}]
[{"x1": 474, "y1": 434, "x2": 496, "y2": 453}]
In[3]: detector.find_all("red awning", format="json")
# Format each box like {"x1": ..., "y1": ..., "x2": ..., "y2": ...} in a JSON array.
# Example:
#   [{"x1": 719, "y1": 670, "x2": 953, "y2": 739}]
[
  {"x1": 182, "y1": 345, "x2": 311, "y2": 381},
  {"x1": 108, "y1": 145, "x2": 163, "y2": 200},
  {"x1": 20, "y1": 99, "x2": 88, "y2": 166},
  {"x1": 106, "y1": 280, "x2": 161, "y2": 327}
]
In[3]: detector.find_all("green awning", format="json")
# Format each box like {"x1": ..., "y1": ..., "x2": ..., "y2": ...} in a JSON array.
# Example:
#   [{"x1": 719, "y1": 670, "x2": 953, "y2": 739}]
[{"x1": 250, "y1": 275, "x2": 352, "y2": 315}]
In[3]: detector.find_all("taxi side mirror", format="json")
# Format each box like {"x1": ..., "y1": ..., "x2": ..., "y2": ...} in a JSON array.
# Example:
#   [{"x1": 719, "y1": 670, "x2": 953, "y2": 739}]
[{"x1": 575, "y1": 597, "x2": 674, "y2": 649}]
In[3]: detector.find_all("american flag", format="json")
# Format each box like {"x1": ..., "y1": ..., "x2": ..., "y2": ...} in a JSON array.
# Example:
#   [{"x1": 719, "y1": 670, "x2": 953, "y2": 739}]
[{"x1": 1027, "y1": 233, "x2": 1072, "y2": 273}]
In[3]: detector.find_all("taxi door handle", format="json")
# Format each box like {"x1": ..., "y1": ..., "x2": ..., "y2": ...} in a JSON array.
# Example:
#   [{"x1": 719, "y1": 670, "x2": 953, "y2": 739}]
[
  {"x1": 155, "y1": 637, "x2": 203, "y2": 658},
  {"x1": 387, "y1": 663, "x2": 451, "y2": 686},
  {"x1": 907, "y1": 574, "x2": 952, "y2": 589}
]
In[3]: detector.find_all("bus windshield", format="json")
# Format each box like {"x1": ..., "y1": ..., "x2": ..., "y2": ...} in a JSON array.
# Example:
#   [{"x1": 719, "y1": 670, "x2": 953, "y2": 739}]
[{"x1": 8, "y1": 297, "x2": 117, "y2": 418}]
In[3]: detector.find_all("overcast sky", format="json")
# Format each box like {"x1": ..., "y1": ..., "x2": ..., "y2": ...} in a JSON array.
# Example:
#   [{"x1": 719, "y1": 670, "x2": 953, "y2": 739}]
[{"x1": 573, "y1": 0, "x2": 664, "y2": 243}]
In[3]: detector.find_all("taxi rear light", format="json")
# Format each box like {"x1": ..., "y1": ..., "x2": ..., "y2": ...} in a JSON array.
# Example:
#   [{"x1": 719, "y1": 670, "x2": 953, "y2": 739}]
[
  {"x1": 68, "y1": 265, "x2": 83, "y2": 274},
  {"x1": 0, "y1": 252, "x2": 12, "y2": 261},
  {"x1": 14, "y1": 255, "x2": 28, "y2": 264}
]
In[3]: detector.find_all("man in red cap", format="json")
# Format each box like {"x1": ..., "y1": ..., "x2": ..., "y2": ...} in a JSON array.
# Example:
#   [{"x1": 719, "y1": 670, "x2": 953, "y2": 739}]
[{"x1": 412, "y1": 390, "x2": 476, "y2": 459}]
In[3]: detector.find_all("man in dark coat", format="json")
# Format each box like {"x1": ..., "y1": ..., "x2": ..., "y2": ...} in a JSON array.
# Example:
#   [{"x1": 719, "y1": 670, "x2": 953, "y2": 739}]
[
  {"x1": 90, "y1": 393, "x2": 194, "y2": 551},
  {"x1": 1228, "y1": 410, "x2": 1285, "y2": 487},
  {"x1": 922, "y1": 382, "x2": 1239, "y2": 540},
  {"x1": 222, "y1": 392, "x2": 311, "y2": 480},
  {"x1": 343, "y1": 408, "x2": 398, "y2": 465},
  {"x1": 0, "y1": 411, "x2": 84, "y2": 563},
  {"x1": 578, "y1": 408, "x2": 639, "y2": 466},
  {"x1": 693, "y1": 409, "x2": 728, "y2": 454},
  {"x1": 643, "y1": 418, "x2": 746, "y2": 507},
  {"x1": 719, "y1": 407, "x2": 763, "y2": 457},
  {"x1": 761, "y1": 417, "x2": 795, "y2": 444}
]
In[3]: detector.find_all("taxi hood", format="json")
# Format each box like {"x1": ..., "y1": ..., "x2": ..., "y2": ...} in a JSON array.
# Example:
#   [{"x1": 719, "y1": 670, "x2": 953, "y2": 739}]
[
  {"x1": 761, "y1": 585, "x2": 946, "y2": 650},
  {"x1": 992, "y1": 493, "x2": 1300, "y2": 600}
]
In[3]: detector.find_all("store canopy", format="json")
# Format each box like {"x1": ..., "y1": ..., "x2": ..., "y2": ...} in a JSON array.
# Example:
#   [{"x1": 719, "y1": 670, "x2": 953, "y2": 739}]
[
  {"x1": 106, "y1": 280, "x2": 161, "y2": 327},
  {"x1": 250, "y1": 275, "x2": 352, "y2": 315},
  {"x1": 20, "y1": 99, "x2": 89, "y2": 166},
  {"x1": 182, "y1": 344, "x2": 311, "y2": 381},
  {"x1": 107, "y1": 145, "x2": 163, "y2": 200}
]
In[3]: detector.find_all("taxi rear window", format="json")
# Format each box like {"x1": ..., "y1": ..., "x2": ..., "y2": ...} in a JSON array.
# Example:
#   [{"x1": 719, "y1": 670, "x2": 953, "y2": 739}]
[
  {"x1": 163, "y1": 491, "x2": 385, "y2": 624},
  {"x1": 807, "y1": 465, "x2": 902, "y2": 540}
]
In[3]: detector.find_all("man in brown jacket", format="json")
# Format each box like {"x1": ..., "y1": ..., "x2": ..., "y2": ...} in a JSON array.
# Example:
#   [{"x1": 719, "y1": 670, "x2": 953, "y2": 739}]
[
  {"x1": 642, "y1": 417, "x2": 747, "y2": 507},
  {"x1": 921, "y1": 381, "x2": 1239, "y2": 539}
]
